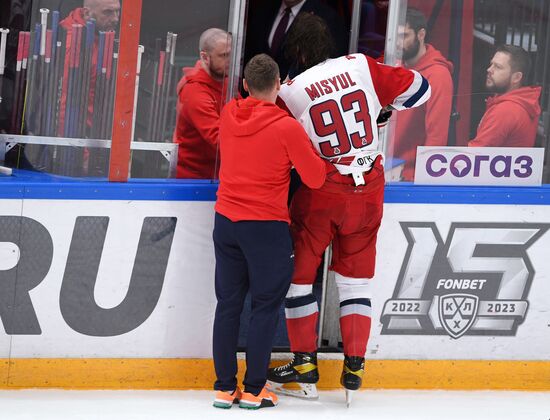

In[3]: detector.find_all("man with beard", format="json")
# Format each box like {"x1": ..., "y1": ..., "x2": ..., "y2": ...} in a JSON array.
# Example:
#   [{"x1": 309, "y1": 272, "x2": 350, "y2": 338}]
[
  {"x1": 173, "y1": 28, "x2": 231, "y2": 179},
  {"x1": 469, "y1": 44, "x2": 541, "y2": 147},
  {"x1": 392, "y1": 8, "x2": 453, "y2": 181}
]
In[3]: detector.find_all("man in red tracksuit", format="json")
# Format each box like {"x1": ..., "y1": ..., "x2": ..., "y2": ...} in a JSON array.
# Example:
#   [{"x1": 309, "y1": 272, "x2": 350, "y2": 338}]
[
  {"x1": 173, "y1": 28, "x2": 231, "y2": 179},
  {"x1": 393, "y1": 8, "x2": 453, "y2": 181},
  {"x1": 58, "y1": 0, "x2": 121, "y2": 136},
  {"x1": 469, "y1": 44, "x2": 541, "y2": 147},
  {"x1": 212, "y1": 54, "x2": 327, "y2": 410}
]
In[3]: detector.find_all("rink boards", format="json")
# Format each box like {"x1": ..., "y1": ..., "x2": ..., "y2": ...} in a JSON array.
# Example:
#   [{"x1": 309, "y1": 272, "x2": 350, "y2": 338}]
[{"x1": 0, "y1": 174, "x2": 549, "y2": 389}]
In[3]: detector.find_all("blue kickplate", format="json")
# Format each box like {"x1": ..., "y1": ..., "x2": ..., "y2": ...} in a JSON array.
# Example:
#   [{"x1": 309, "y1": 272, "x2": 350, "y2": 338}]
[{"x1": 1, "y1": 168, "x2": 550, "y2": 205}]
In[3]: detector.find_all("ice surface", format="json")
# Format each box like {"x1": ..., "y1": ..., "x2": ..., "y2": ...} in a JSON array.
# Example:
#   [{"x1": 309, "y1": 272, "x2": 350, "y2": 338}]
[{"x1": 1, "y1": 389, "x2": 548, "y2": 420}]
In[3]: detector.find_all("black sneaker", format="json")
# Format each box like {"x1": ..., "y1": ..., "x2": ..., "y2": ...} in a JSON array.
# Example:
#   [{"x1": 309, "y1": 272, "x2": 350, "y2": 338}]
[
  {"x1": 340, "y1": 355, "x2": 365, "y2": 391},
  {"x1": 267, "y1": 352, "x2": 319, "y2": 384}
]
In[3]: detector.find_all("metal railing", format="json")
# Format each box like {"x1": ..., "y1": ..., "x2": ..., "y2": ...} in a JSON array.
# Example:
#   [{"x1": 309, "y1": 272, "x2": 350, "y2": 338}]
[{"x1": 0, "y1": 134, "x2": 178, "y2": 178}]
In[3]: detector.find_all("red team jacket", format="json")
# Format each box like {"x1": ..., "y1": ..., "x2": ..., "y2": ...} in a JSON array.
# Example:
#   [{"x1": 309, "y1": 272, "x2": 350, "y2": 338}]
[
  {"x1": 174, "y1": 61, "x2": 227, "y2": 179},
  {"x1": 215, "y1": 96, "x2": 326, "y2": 223},
  {"x1": 393, "y1": 44, "x2": 454, "y2": 180},
  {"x1": 468, "y1": 86, "x2": 541, "y2": 147}
]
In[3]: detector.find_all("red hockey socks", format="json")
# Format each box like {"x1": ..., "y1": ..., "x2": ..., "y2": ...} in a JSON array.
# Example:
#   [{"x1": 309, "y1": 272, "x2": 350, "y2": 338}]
[
  {"x1": 339, "y1": 298, "x2": 372, "y2": 357},
  {"x1": 285, "y1": 294, "x2": 319, "y2": 353}
]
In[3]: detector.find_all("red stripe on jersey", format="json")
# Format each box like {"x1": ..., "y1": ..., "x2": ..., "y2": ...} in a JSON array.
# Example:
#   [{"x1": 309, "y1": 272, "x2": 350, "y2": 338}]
[{"x1": 328, "y1": 156, "x2": 355, "y2": 165}]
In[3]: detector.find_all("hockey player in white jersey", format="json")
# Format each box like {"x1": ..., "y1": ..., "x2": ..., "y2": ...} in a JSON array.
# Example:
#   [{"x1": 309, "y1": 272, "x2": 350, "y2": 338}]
[{"x1": 267, "y1": 12, "x2": 431, "y2": 406}]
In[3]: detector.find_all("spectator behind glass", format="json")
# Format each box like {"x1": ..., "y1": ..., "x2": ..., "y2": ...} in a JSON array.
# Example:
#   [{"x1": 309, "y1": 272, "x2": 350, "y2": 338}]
[
  {"x1": 244, "y1": 0, "x2": 348, "y2": 80},
  {"x1": 173, "y1": 28, "x2": 231, "y2": 179},
  {"x1": 469, "y1": 45, "x2": 541, "y2": 148},
  {"x1": 392, "y1": 8, "x2": 453, "y2": 181}
]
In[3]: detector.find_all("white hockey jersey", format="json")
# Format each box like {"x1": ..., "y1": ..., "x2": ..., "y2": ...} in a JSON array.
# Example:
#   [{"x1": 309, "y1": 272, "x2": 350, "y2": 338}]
[{"x1": 278, "y1": 53, "x2": 431, "y2": 185}]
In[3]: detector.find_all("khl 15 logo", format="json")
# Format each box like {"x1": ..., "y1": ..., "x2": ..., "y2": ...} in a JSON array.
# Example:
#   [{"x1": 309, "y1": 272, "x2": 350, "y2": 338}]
[{"x1": 381, "y1": 223, "x2": 548, "y2": 339}]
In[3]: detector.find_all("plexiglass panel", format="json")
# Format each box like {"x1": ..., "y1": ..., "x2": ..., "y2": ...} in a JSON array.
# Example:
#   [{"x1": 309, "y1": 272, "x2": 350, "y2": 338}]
[
  {"x1": 384, "y1": 0, "x2": 549, "y2": 185},
  {"x1": 357, "y1": 0, "x2": 388, "y2": 59},
  {"x1": 0, "y1": 0, "x2": 124, "y2": 177},
  {"x1": 130, "y1": 0, "x2": 233, "y2": 179}
]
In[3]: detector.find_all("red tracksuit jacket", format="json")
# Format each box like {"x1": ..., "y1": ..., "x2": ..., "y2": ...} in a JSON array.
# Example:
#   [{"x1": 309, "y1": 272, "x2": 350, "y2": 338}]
[
  {"x1": 215, "y1": 96, "x2": 326, "y2": 223},
  {"x1": 393, "y1": 44, "x2": 454, "y2": 181},
  {"x1": 173, "y1": 61, "x2": 227, "y2": 179},
  {"x1": 469, "y1": 86, "x2": 541, "y2": 147}
]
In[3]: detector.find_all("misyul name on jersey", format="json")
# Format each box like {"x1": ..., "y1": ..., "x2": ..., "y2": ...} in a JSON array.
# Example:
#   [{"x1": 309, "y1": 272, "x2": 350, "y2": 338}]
[{"x1": 304, "y1": 72, "x2": 357, "y2": 100}]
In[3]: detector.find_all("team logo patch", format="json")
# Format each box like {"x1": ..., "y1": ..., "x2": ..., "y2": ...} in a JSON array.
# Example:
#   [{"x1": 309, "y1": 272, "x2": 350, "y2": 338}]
[{"x1": 438, "y1": 294, "x2": 479, "y2": 339}]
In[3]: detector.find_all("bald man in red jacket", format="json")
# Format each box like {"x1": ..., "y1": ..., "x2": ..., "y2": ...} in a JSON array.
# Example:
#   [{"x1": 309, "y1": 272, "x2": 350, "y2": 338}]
[{"x1": 173, "y1": 28, "x2": 231, "y2": 179}]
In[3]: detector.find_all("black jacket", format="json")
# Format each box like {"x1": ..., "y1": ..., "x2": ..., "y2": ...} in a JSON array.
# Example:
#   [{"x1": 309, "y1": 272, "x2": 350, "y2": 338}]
[{"x1": 244, "y1": 0, "x2": 349, "y2": 79}]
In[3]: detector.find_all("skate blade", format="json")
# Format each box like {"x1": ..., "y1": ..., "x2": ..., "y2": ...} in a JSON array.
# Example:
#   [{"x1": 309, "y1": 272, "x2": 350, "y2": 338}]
[
  {"x1": 267, "y1": 381, "x2": 319, "y2": 400},
  {"x1": 345, "y1": 389, "x2": 355, "y2": 408}
]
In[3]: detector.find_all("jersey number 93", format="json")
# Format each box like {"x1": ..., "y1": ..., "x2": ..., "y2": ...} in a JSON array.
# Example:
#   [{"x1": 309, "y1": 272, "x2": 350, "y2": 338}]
[{"x1": 309, "y1": 89, "x2": 373, "y2": 158}]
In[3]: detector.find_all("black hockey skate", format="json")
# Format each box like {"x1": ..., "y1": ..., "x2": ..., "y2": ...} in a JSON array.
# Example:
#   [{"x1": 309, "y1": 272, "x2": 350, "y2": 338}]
[
  {"x1": 340, "y1": 355, "x2": 365, "y2": 407},
  {"x1": 267, "y1": 352, "x2": 319, "y2": 399}
]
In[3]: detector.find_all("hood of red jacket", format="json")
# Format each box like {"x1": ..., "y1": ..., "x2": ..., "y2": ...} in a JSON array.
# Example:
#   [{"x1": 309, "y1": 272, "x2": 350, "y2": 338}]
[
  {"x1": 176, "y1": 60, "x2": 225, "y2": 95},
  {"x1": 415, "y1": 44, "x2": 454, "y2": 74},
  {"x1": 223, "y1": 96, "x2": 288, "y2": 136},
  {"x1": 60, "y1": 7, "x2": 87, "y2": 29},
  {"x1": 486, "y1": 86, "x2": 542, "y2": 120}
]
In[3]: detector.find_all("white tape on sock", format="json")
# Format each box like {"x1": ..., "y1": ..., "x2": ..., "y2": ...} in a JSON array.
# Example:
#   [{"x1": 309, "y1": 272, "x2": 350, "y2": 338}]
[
  {"x1": 286, "y1": 283, "x2": 313, "y2": 298},
  {"x1": 335, "y1": 273, "x2": 372, "y2": 302}
]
